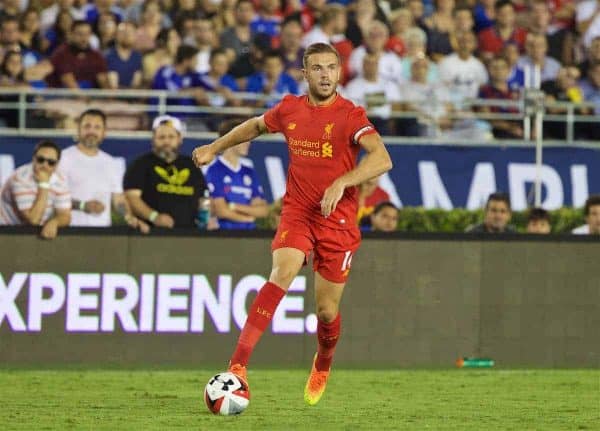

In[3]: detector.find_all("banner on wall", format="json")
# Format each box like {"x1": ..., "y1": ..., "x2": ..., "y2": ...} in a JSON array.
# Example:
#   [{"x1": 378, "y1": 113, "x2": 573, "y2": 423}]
[{"x1": 1, "y1": 136, "x2": 599, "y2": 210}]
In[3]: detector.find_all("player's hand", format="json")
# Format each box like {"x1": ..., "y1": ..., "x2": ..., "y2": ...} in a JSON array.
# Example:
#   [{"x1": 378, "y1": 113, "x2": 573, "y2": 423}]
[
  {"x1": 154, "y1": 213, "x2": 175, "y2": 228},
  {"x1": 40, "y1": 218, "x2": 59, "y2": 240},
  {"x1": 84, "y1": 200, "x2": 105, "y2": 214},
  {"x1": 192, "y1": 145, "x2": 216, "y2": 168},
  {"x1": 321, "y1": 180, "x2": 346, "y2": 218}
]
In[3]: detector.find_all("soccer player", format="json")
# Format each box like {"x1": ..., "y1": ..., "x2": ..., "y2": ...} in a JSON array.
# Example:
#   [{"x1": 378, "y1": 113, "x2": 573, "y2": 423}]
[{"x1": 192, "y1": 43, "x2": 392, "y2": 405}]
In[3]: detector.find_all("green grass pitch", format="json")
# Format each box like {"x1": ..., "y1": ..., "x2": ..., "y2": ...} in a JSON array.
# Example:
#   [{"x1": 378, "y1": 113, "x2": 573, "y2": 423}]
[{"x1": 0, "y1": 369, "x2": 598, "y2": 430}]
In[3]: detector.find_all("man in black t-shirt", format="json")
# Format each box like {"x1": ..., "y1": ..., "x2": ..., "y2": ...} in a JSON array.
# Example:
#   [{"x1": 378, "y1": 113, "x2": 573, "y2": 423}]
[{"x1": 124, "y1": 115, "x2": 206, "y2": 228}]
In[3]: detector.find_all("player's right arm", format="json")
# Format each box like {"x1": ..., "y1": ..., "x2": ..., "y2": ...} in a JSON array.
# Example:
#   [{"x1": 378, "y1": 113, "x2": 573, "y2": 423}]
[{"x1": 192, "y1": 116, "x2": 268, "y2": 168}]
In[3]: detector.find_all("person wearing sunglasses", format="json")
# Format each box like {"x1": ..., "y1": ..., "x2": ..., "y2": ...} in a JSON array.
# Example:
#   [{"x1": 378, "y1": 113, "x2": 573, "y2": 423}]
[{"x1": 0, "y1": 140, "x2": 71, "y2": 239}]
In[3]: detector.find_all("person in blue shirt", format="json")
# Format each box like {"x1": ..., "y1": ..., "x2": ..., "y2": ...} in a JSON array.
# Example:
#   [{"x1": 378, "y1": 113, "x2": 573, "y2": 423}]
[
  {"x1": 205, "y1": 118, "x2": 269, "y2": 230},
  {"x1": 151, "y1": 44, "x2": 209, "y2": 120},
  {"x1": 246, "y1": 50, "x2": 299, "y2": 107},
  {"x1": 105, "y1": 22, "x2": 143, "y2": 88}
]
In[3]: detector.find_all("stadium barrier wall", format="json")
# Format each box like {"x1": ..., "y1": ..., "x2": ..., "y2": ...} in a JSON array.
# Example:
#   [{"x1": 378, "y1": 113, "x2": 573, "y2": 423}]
[
  {"x1": 2, "y1": 136, "x2": 600, "y2": 210},
  {"x1": 1, "y1": 229, "x2": 598, "y2": 368}
]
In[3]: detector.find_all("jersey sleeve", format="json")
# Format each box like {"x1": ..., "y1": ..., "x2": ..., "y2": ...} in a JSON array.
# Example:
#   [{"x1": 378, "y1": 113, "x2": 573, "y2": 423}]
[
  {"x1": 123, "y1": 157, "x2": 146, "y2": 191},
  {"x1": 263, "y1": 98, "x2": 285, "y2": 133},
  {"x1": 348, "y1": 106, "x2": 377, "y2": 145}
]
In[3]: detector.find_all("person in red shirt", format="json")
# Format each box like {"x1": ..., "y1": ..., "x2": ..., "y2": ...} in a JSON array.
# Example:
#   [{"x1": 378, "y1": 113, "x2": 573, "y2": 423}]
[
  {"x1": 357, "y1": 175, "x2": 390, "y2": 223},
  {"x1": 193, "y1": 43, "x2": 392, "y2": 406},
  {"x1": 478, "y1": 0, "x2": 527, "y2": 62}
]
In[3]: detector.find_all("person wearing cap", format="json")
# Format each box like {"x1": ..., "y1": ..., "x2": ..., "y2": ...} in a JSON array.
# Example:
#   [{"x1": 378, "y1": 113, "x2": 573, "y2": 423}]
[
  {"x1": 58, "y1": 109, "x2": 149, "y2": 232},
  {"x1": 124, "y1": 115, "x2": 207, "y2": 228}
]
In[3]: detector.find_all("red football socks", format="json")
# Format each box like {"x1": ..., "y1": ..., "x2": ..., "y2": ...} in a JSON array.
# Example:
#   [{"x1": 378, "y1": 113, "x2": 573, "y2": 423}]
[
  {"x1": 230, "y1": 281, "x2": 286, "y2": 366},
  {"x1": 315, "y1": 313, "x2": 341, "y2": 371}
]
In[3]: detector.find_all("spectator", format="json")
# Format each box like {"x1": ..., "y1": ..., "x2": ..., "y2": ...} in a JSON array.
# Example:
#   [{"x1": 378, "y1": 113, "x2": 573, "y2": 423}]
[
  {"x1": 357, "y1": 175, "x2": 390, "y2": 223},
  {"x1": 473, "y1": 0, "x2": 496, "y2": 33},
  {"x1": 579, "y1": 62, "x2": 600, "y2": 117},
  {"x1": 219, "y1": 0, "x2": 254, "y2": 64},
  {"x1": 466, "y1": 192, "x2": 516, "y2": 233},
  {"x1": 542, "y1": 66, "x2": 587, "y2": 140},
  {"x1": 439, "y1": 31, "x2": 488, "y2": 100},
  {"x1": 19, "y1": 8, "x2": 44, "y2": 55},
  {"x1": 246, "y1": 50, "x2": 299, "y2": 107},
  {"x1": 135, "y1": 0, "x2": 163, "y2": 53},
  {"x1": 0, "y1": 140, "x2": 71, "y2": 240},
  {"x1": 124, "y1": 115, "x2": 207, "y2": 228},
  {"x1": 212, "y1": 0, "x2": 238, "y2": 34},
  {"x1": 397, "y1": 54, "x2": 454, "y2": 137},
  {"x1": 572, "y1": 195, "x2": 600, "y2": 234},
  {"x1": 528, "y1": 0, "x2": 573, "y2": 66},
  {"x1": 548, "y1": 0, "x2": 576, "y2": 33},
  {"x1": 83, "y1": 0, "x2": 124, "y2": 29},
  {"x1": 370, "y1": 201, "x2": 399, "y2": 232},
  {"x1": 346, "y1": 0, "x2": 388, "y2": 47},
  {"x1": 1, "y1": 15, "x2": 40, "y2": 68},
  {"x1": 349, "y1": 20, "x2": 403, "y2": 85},
  {"x1": 407, "y1": 0, "x2": 427, "y2": 31},
  {"x1": 576, "y1": 0, "x2": 600, "y2": 49},
  {"x1": 526, "y1": 207, "x2": 551, "y2": 233},
  {"x1": 301, "y1": 4, "x2": 353, "y2": 84},
  {"x1": 198, "y1": 48, "x2": 241, "y2": 103},
  {"x1": 58, "y1": 109, "x2": 147, "y2": 231},
  {"x1": 453, "y1": 6, "x2": 476, "y2": 37},
  {"x1": 343, "y1": 52, "x2": 401, "y2": 135},
  {"x1": 46, "y1": 20, "x2": 109, "y2": 89},
  {"x1": 278, "y1": 18, "x2": 305, "y2": 85},
  {"x1": 229, "y1": 32, "x2": 272, "y2": 85},
  {"x1": 478, "y1": 0, "x2": 527, "y2": 61},
  {"x1": 205, "y1": 118, "x2": 268, "y2": 230},
  {"x1": 578, "y1": 35, "x2": 600, "y2": 78},
  {"x1": 151, "y1": 45, "x2": 209, "y2": 118},
  {"x1": 0, "y1": 50, "x2": 28, "y2": 87},
  {"x1": 43, "y1": 9, "x2": 74, "y2": 55},
  {"x1": 385, "y1": 8, "x2": 413, "y2": 57},
  {"x1": 96, "y1": 11, "x2": 118, "y2": 50},
  {"x1": 423, "y1": 0, "x2": 455, "y2": 61},
  {"x1": 517, "y1": 33, "x2": 561, "y2": 86},
  {"x1": 142, "y1": 28, "x2": 181, "y2": 86},
  {"x1": 187, "y1": 18, "x2": 217, "y2": 74},
  {"x1": 105, "y1": 22, "x2": 143, "y2": 88},
  {"x1": 399, "y1": 27, "x2": 438, "y2": 83},
  {"x1": 503, "y1": 42, "x2": 525, "y2": 90},
  {"x1": 300, "y1": 0, "x2": 328, "y2": 33},
  {"x1": 251, "y1": 0, "x2": 283, "y2": 37},
  {"x1": 477, "y1": 56, "x2": 522, "y2": 139},
  {"x1": 0, "y1": 0, "x2": 21, "y2": 22},
  {"x1": 40, "y1": 0, "x2": 85, "y2": 34}
]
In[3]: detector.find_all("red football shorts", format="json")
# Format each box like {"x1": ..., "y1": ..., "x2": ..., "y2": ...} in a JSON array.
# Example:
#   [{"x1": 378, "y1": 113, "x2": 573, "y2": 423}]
[{"x1": 271, "y1": 214, "x2": 361, "y2": 283}]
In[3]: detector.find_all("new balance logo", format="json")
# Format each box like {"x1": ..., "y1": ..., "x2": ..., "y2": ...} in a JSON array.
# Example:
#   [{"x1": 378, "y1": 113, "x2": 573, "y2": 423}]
[
  {"x1": 321, "y1": 142, "x2": 333, "y2": 158},
  {"x1": 287, "y1": 122, "x2": 296, "y2": 130}
]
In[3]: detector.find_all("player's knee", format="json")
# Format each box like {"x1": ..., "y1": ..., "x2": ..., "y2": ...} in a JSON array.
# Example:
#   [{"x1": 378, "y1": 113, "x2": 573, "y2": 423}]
[
  {"x1": 316, "y1": 305, "x2": 338, "y2": 323},
  {"x1": 269, "y1": 265, "x2": 296, "y2": 290}
]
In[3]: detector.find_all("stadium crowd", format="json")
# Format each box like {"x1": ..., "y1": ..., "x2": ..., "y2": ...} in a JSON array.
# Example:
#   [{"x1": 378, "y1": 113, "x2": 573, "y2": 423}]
[
  {"x1": 1, "y1": 0, "x2": 600, "y2": 137},
  {"x1": 1, "y1": 0, "x2": 600, "y2": 236}
]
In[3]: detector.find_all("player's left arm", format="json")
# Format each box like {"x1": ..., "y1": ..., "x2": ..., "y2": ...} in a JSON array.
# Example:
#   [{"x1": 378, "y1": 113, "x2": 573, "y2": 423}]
[{"x1": 321, "y1": 133, "x2": 392, "y2": 218}]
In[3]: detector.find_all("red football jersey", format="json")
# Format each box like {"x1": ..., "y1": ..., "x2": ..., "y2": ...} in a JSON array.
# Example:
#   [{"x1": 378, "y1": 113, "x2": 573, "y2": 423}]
[{"x1": 264, "y1": 94, "x2": 377, "y2": 230}]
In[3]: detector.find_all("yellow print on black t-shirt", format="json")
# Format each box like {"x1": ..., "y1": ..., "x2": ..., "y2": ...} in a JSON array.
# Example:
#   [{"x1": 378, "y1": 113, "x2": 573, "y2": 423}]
[{"x1": 154, "y1": 166, "x2": 194, "y2": 196}]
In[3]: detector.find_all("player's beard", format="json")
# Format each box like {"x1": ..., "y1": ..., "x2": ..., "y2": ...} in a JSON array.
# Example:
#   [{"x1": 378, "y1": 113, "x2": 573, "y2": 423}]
[{"x1": 311, "y1": 82, "x2": 337, "y2": 102}]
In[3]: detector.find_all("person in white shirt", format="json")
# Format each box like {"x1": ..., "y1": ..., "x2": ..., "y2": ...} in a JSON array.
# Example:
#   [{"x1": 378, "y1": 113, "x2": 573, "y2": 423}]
[
  {"x1": 58, "y1": 109, "x2": 148, "y2": 231},
  {"x1": 0, "y1": 140, "x2": 71, "y2": 239},
  {"x1": 572, "y1": 195, "x2": 600, "y2": 234},
  {"x1": 343, "y1": 52, "x2": 401, "y2": 134},
  {"x1": 438, "y1": 31, "x2": 488, "y2": 100},
  {"x1": 348, "y1": 20, "x2": 404, "y2": 85}
]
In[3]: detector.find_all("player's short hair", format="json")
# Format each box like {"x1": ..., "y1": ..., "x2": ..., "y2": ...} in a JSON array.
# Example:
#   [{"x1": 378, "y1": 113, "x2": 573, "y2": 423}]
[
  {"x1": 485, "y1": 192, "x2": 511, "y2": 210},
  {"x1": 527, "y1": 207, "x2": 550, "y2": 223},
  {"x1": 218, "y1": 118, "x2": 246, "y2": 137},
  {"x1": 33, "y1": 140, "x2": 62, "y2": 160},
  {"x1": 302, "y1": 43, "x2": 340, "y2": 69},
  {"x1": 584, "y1": 195, "x2": 600, "y2": 215},
  {"x1": 372, "y1": 201, "x2": 398, "y2": 215},
  {"x1": 78, "y1": 109, "x2": 106, "y2": 126}
]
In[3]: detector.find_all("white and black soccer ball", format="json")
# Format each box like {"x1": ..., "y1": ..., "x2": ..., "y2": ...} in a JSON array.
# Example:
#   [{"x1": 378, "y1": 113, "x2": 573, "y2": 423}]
[{"x1": 204, "y1": 372, "x2": 250, "y2": 415}]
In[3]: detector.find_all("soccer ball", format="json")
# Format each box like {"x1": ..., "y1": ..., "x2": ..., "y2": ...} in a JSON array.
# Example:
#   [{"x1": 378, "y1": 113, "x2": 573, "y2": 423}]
[{"x1": 204, "y1": 372, "x2": 250, "y2": 415}]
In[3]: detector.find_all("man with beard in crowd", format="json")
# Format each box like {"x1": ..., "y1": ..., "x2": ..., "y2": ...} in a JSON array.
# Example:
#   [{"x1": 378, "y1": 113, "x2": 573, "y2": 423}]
[
  {"x1": 59, "y1": 109, "x2": 148, "y2": 231},
  {"x1": 124, "y1": 115, "x2": 207, "y2": 228}
]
